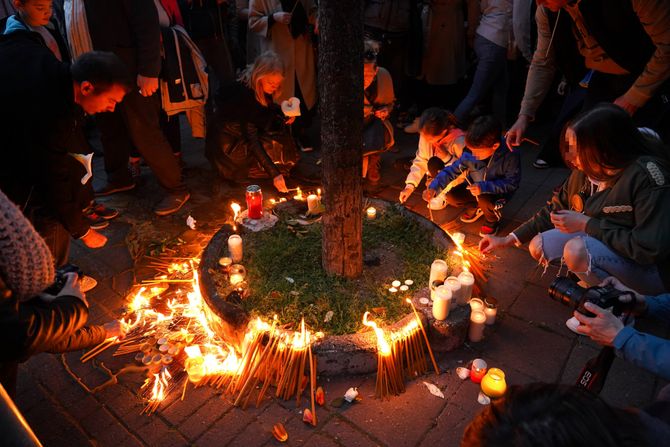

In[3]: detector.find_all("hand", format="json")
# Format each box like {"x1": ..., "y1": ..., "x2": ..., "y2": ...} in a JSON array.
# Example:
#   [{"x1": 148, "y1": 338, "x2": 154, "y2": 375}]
[
  {"x1": 273, "y1": 12, "x2": 292, "y2": 25},
  {"x1": 399, "y1": 185, "x2": 415, "y2": 203},
  {"x1": 466, "y1": 183, "x2": 482, "y2": 196},
  {"x1": 273, "y1": 174, "x2": 288, "y2": 193},
  {"x1": 613, "y1": 96, "x2": 639, "y2": 116},
  {"x1": 41, "y1": 272, "x2": 88, "y2": 305},
  {"x1": 81, "y1": 229, "x2": 108, "y2": 248},
  {"x1": 573, "y1": 303, "x2": 624, "y2": 346},
  {"x1": 600, "y1": 277, "x2": 647, "y2": 315},
  {"x1": 550, "y1": 210, "x2": 590, "y2": 233},
  {"x1": 285, "y1": 116, "x2": 296, "y2": 125},
  {"x1": 137, "y1": 75, "x2": 159, "y2": 97},
  {"x1": 506, "y1": 115, "x2": 530, "y2": 148},
  {"x1": 479, "y1": 234, "x2": 515, "y2": 254},
  {"x1": 374, "y1": 107, "x2": 390, "y2": 120},
  {"x1": 103, "y1": 320, "x2": 127, "y2": 339},
  {"x1": 423, "y1": 188, "x2": 437, "y2": 201}
]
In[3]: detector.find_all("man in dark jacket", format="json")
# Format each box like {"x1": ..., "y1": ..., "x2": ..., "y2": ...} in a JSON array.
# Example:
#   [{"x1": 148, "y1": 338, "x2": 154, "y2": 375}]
[
  {"x1": 78, "y1": 0, "x2": 191, "y2": 215},
  {"x1": 0, "y1": 29, "x2": 131, "y2": 265}
]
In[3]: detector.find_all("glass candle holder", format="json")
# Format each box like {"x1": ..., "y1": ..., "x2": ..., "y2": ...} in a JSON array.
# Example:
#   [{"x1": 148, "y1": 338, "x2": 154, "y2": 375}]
[
  {"x1": 246, "y1": 185, "x2": 263, "y2": 219},
  {"x1": 481, "y1": 368, "x2": 507, "y2": 398},
  {"x1": 470, "y1": 358, "x2": 488, "y2": 383}
]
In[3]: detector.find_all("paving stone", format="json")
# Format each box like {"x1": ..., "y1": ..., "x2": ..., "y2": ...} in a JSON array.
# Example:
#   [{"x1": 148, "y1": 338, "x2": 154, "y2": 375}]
[
  {"x1": 177, "y1": 395, "x2": 232, "y2": 441},
  {"x1": 132, "y1": 416, "x2": 178, "y2": 446},
  {"x1": 418, "y1": 403, "x2": 476, "y2": 447},
  {"x1": 508, "y1": 282, "x2": 576, "y2": 338},
  {"x1": 280, "y1": 411, "x2": 324, "y2": 446},
  {"x1": 79, "y1": 406, "x2": 134, "y2": 445},
  {"x1": 228, "y1": 402, "x2": 294, "y2": 447},
  {"x1": 302, "y1": 432, "x2": 341, "y2": 447},
  {"x1": 321, "y1": 416, "x2": 383, "y2": 447},
  {"x1": 96, "y1": 385, "x2": 152, "y2": 432},
  {"x1": 160, "y1": 382, "x2": 215, "y2": 426},
  {"x1": 194, "y1": 406, "x2": 255, "y2": 446},
  {"x1": 111, "y1": 269, "x2": 136, "y2": 296}
]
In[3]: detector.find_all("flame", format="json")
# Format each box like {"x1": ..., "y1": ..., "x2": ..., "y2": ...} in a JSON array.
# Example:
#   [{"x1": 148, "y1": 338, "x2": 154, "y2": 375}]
[
  {"x1": 128, "y1": 287, "x2": 150, "y2": 312},
  {"x1": 149, "y1": 368, "x2": 171, "y2": 403},
  {"x1": 293, "y1": 187, "x2": 303, "y2": 201},
  {"x1": 292, "y1": 318, "x2": 309, "y2": 350},
  {"x1": 363, "y1": 312, "x2": 391, "y2": 356},
  {"x1": 231, "y1": 202, "x2": 241, "y2": 230}
]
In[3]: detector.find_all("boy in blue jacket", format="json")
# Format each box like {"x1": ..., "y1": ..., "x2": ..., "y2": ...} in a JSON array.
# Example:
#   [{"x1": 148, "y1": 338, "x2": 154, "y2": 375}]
[{"x1": 426, "y1": 115, "x2": 521, "y2": 235}]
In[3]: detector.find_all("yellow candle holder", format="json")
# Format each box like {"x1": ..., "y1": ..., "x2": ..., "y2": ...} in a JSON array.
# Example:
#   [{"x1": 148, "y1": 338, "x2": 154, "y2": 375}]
[{"x1": 480, "y1": 368, "x2": 507, "y2": 398}]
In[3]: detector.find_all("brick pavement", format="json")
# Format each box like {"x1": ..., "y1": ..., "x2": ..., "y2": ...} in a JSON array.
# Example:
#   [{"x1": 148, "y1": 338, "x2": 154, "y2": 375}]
[{"x1": 13, "y1": 121, "x2": 667, "y2": 447}]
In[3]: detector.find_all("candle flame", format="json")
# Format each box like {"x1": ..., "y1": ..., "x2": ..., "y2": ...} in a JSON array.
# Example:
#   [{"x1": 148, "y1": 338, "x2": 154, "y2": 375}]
[
  {"x1": 231, "y1": 202, "x2": 241, "y2": 230},
  {"x1": 363, "y1": 312, "x2": 391, "y2": 356},
  {"x1": 293, "y1": 187, "x2": 303, "y2": 201},
  {"x1": 148, "y1": 368, "x2": 171, "y2": 403}
]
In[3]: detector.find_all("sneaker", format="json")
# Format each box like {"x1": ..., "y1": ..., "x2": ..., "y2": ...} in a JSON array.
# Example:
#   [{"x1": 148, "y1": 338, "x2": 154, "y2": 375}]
[
  {"x1": 89, "y1": 202, "x2": 119, "y2": 220},
  {"x1": 459, "y1": 208, "x2": 484, "y2": 223},
  {"x1": 479, "y1": 221, "x2": 500, "y2": 236},
  {"x1": 154, "y1": 191, "x2": 190, "y2": 216},
  {"x1": 94, "y1": 181, "x2": 135, "y2": 197},
  {"x1": 80, "y1": 275, "x2": 98, "y2": 293},
  {"x1": 404, "y1": 117, "x2": 420, "y2": 134},
  {"x1": 84, "y1": 213, "x2": 109, "y2": 230},
  {"x1": 129, "y1": 157, "x2": 142, "y2": 180},
  {"x1": 532, "y1": 158, "x2": 550, "y2": 169}
]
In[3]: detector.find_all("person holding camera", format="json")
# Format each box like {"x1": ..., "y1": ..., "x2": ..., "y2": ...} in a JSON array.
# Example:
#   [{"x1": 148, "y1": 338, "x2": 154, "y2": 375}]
[
  {"x1": 572, "y1": 276, "x2": 670, "y2": 381},
  {"x1": 0, "y1": 189, "x2": 124, "y2": 397},
  {"x1": 480, "y1": 104, "x2": 670, "y2": 295}
]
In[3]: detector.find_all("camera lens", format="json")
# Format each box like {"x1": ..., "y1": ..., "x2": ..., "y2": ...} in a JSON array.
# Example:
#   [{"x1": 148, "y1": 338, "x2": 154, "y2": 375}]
[{"x1": 548, "y1": 277, "x2": 586, "y2": 306}]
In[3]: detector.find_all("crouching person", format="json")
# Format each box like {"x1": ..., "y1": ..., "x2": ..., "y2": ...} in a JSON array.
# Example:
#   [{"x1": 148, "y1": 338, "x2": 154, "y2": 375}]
[{"x1": 206, "y1": 51, "x2": 298, "y2": 193}]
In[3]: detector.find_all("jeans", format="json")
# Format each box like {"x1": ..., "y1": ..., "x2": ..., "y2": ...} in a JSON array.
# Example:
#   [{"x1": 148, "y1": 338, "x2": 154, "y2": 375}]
[
  {"x1": 454, "y1": 34, "x2": 508, "y2": 125},
  {"x1": 537, "y1": 229, "x2": 666, "y2": 295}
]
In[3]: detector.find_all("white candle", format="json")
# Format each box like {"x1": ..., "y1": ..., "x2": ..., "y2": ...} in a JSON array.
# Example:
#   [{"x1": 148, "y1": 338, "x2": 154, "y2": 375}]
[
  {"x1": 469, "y1": 298, "x2": 485, "y2": 312},
  {"x1": 392, "y1": 280, "x2": 401, "y2": 288},
  {"x1": 229, "y1": 264, "x2": 246, "y2": 286},
  {"x1": 366, "y1": 207, "x2": 377, "y2": 219},
  {"x1": 432, "y1": 285, "x2": 452, "y2": 320},
  {"x1": 307, "y1": 194, "x2": 319, "y2": 213},
  {"x1": 228, "y1": 234, "x2": 243, "y2": 263},
  {"x1": 484, "y1": 297, "x2": 498, "y2": 325},
  {"x1": 469, "y1": 310, "x2": 486, "y2": 342},
  {"x1": 404, "y1": 279, "x2": 414, "y2": 286},
  {"x1": 445, "y1": 276, "x2": 462, "y2": 309},
  {"x1": 388, "y1": 287, "x2": 398, "y2": 293},
  {"x1": 452, "y1": 232, "x2": 465, "y2": 246},
  {"x1": 458, "y1": 270, "x2": 475, "y2": 304},
  {"x1": 230, "y1": 272, "x2": 245, "y2": 286},
  {"x1": 429, "y1": 259, "x2": 449, "y2": 289},
  {"x1": 399, "y1": 285, "x2": 409, "y2": 292}
]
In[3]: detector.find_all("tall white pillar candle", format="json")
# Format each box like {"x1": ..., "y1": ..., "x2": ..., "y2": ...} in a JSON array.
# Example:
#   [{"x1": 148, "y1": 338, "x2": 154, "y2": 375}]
[
  {"x1": 468, "y1": 310, "x2": 486, "y2": 342},
  {"x1": 429, "y1": 259, "x2": 448, "y2": 289},
  {"x1": 445, "y1": 276, "x2": 462, "y2": 309},
  {"x1": 457, "y1": 270, "x2": 475, "y2": 304},
  {"x1": 307, "y1": 194, "x2": 319, "y2": 214},
  {"x1": 228, "y1": 234, "x2": 243, "y2": 263},
  {"x1": 484, "y1": 297, "x2": 498, "y2": 325},
  {"x1": 432, "y1": 285, "x2": 452, "y2": 320}
]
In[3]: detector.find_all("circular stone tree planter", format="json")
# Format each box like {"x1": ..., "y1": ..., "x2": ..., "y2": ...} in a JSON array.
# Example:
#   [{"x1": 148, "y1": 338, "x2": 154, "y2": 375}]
[{"x1": 199, "y1": 198, "x2": 470, "y2": 375}]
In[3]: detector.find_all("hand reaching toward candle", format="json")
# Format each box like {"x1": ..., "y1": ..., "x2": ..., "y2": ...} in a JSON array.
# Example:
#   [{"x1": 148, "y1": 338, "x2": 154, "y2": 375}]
[
  {"x1": 424, "y1": 188, "x2": 437, "y2": 201},
  {"x1": 273, "y1": 174, "x2": 288, "y2": 193},
  {"x1": 103, "y1": 320, "x2": 127, "y2": 339},
  {"x1": 479, "y1": 234, "x2": 516, "y2": 253},
  {"x1": 550, "y1": 210, "x2": 590, "y2": 233},
  {"x1": 467, "y1": 183, "x2": 482, "y2": 196},
  {"x1": 572, "y1": 303, "x2": 623, "y2": 346},
  {"x1": 399, "y1": 185, "x2": 415, "y2": 203}
]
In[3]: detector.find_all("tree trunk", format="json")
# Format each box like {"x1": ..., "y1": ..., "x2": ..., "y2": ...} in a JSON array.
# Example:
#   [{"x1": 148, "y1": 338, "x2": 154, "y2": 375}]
[{"x1": 319, "y1": 0, "x2": 364, "y2": 278}]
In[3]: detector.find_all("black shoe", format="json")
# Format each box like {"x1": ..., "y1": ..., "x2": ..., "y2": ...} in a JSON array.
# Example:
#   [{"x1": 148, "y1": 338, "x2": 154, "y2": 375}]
[
  {"x1": 154, "y1": 192, "x2": 190, "y2": 216},
  {"x1": 88, "y1": 202, "x2": 119, "y2": 220},
  {"x1": 94, "y1": 181, "x2": 135, "y2": 197},
  {"x1": 84, "y1": 209, "x2": 110, "y2": 230}
]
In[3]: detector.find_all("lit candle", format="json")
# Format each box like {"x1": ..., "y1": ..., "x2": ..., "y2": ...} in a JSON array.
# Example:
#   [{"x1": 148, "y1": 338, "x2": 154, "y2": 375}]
[
  {"x1": 388, "y1": 287, "x2": 398, "y2": 293},
  {"x1": 469, "y1": 298, "x2": 485, "y2": 312},
  {"x1": 481, "y1": 368, "x2": 507, "y2": 398},
  {"x1": 468, "y1": 310, "x2": 486, "y2": 342},
  {"x1": 218, "y1": 256, "x2": 232, "y2": 271},
  {"x1": 452, "y1": 232, "x2": 465, "y2": 246},
  {"x1": 399, "y1": 285, "x2": 409, "y2": 292},
  {"x1": 444, "y1": 276, "x2": 462, "y2": 309},
  {"x1": 404, "y1": 279, "x2": 414, "y2": 286},
  {"x1": 317, "y1": 188, "x2": 322, "y2": 200},
  {"x1": 470, "y1": 358, "x2": 488, "y2": 383},
  {"x1": 429, "y1": 259, "x2": 448, "y2": 289},
  {"x1": 245, "y1": 185, "x2": 263, "y2": 219},
  {"x1": 307, "y1": 194, "x2": 319, "y2": 214},
  {"x1": 228, "y1": 234, "x2": 243, "y2": 263},
  {"x1": 294, "y1": 187, "x2": 303, "y2": 201},
  {"x1": 457, "y1": 270, "x2": 475, "y2": 304},
  {"x1": 432, "y1": 285, "x2": 452, "y2": 320},
  {"x1": 484, "y1": 297, "x2": 498, "y2": 325},
  {"x1": 366, "y1": 207, "x2": 377, "y2": 219},
  {"x1": 392, "y1": 280, "x2": 401, "y2": 288},
  {"x1": 229, "y1": 264, "x2": 246, "y2": 286}
]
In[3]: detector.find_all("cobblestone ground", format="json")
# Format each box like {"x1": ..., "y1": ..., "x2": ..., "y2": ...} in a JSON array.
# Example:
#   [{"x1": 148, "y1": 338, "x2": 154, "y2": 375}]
[{"x1": 14, "y1": 120, "x2": 668, "y2": 447}]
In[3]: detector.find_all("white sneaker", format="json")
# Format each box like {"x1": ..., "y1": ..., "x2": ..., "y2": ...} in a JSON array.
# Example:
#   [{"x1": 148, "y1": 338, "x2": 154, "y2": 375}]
[
  {"x1": 404, "y1": 118, "x2": 420, "y2": 134},
  {"x1": 80, "y1": 275, "x2": 98, "y2": 293}
]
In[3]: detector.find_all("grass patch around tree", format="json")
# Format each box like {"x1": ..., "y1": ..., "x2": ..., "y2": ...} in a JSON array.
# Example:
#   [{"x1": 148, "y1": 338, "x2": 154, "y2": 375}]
[{"x1": 234, "y1": 204, "x2": 450, "y2": 335}]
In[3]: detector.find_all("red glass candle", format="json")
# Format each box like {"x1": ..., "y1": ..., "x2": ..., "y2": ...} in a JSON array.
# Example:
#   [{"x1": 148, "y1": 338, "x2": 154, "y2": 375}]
[
  {"x1": 246, "y1": 185, "x2": 263, "y2": 219},
  {"x1": 470, "y1": 358, "x2": 488, "y2": 384}
]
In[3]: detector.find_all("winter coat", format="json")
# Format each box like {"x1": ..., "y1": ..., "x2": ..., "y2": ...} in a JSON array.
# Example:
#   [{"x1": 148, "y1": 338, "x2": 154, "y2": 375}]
[
  {"x1": 248, "y1": 0, "x2": 317, "y2": 109},
  {"x1": 405, "y1": 129, "x2": 466, "y2": 188}
]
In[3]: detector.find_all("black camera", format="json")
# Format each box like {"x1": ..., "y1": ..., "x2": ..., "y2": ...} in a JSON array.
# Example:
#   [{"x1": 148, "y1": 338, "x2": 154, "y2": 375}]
[
  {"x1": 548, "y1": 277, "x2": 635, "y2": 318},
  {"x1": 44, "y1": 264, "x2": 83, "y2": 295}
]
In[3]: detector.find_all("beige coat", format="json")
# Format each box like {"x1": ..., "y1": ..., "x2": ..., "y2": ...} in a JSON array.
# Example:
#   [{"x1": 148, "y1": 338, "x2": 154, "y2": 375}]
[{"x1": 248, "y1": 0, "x2": 317, "y2": 109}]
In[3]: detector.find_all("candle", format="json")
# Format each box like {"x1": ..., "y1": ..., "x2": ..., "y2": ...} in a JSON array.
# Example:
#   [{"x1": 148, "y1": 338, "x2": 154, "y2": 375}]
[
  {"x1": 218, "y1": 256, "x2": 232, "y2": 271},
  {"x1": 366, "y1": 207, "x2": 377, "y2": 219},
  {"x1": 481, "y1": 368, "x2": 507, "y2": 398},
  {"x1": 392, "y1": 280, "x2": 401, "y2": 288},
  {"x1": 469, "y1": 298, "x2": 485, "y2": 312},
  {"x1": 468, "y1": 310, "x2": 486, "y2": 342},
  {"x1": 452, "y1": 232, "x2": 465, "y2": 246},
  {"x1": 228, "y1": 234, "x2": 243, "y2": 263},
  {"x1": 432, "y1": 285, "x2": 452, "y2": 320},
  {"x1": 245, "y1": 185, "x2": 263, "y2": 219},
  {"x1": 484, "y1": 297, "x2": 498, "y2": 325},
  {"x1": 229, "y1": 264, "x2": 246, "y2": 286},
  {"x1": 429, "y1": 259, "x2": 448, "y2": 289},
  {"x1": 470, "y1": 358, "x2": 488, "y2": 383},
  {"x1": 444, "y1": 276, "x2": 462, "y2": 309},
  {"x1": 457, "y1": 270, "x2": 475, "y2": 304},
  {"x1": 399, "y1": 285, "x2": 409, "y2": 292},
  {"x1": 388, "y1": 287, "x2": 398, "y2": 293},
  {"x1": 307, "y1": 194, "x2": 319, "y2": 214},
  {"x1": 404, "y1": 279, "x2": 414, "y2": 286},
  {"x1": 293, "y1": 187, "x2": 303, "y2": 201}
]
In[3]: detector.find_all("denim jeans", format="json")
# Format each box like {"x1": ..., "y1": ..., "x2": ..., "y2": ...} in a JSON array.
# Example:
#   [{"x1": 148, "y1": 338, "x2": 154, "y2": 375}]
[
  {"x1": 454, "y1": 34, "x2": 508, "y2": 125},
  {"x1": 537, "y1": 229, "x2": 666, "y2": 295}
]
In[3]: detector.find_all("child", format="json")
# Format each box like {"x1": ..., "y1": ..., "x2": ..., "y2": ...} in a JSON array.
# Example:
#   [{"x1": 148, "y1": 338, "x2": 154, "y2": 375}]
[
  {"x1": 426, "y1": 115, "x2": 520, "y2": 236},
  {"x1": 399, "y1": 107, "x2": 466, "y2": 203},
  {"x1": 3, "y1": 0, "x2": 67, "y2": 61}
]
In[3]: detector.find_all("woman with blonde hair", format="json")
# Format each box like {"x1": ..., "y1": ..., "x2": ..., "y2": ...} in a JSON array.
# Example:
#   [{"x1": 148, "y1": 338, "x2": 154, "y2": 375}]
[{"x1": 205, "y1": 51, "x2": 298, "y2": 192}]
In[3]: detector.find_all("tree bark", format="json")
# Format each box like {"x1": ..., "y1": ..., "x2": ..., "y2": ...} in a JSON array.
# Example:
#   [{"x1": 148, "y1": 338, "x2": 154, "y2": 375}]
[{"x1": 319, "y1": 0, "x2": 364, "y2": 278}]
